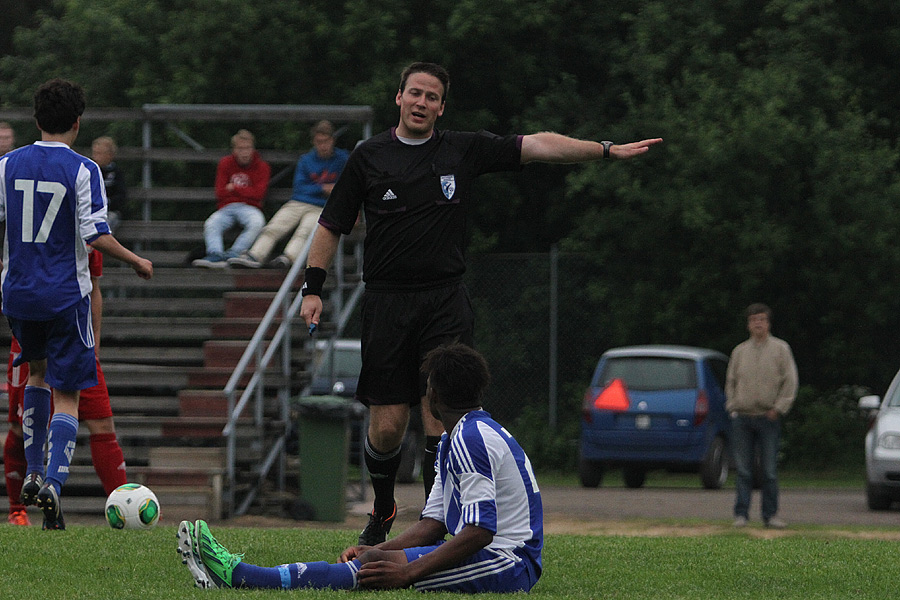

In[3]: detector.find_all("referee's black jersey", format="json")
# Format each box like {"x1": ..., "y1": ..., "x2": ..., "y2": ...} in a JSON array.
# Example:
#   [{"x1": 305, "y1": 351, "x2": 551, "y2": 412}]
[{"x1": 319, "y1": 127, "x2": 522, "y2": 290}]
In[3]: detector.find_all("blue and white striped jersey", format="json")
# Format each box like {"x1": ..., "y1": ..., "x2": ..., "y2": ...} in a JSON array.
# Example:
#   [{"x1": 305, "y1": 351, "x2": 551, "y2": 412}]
[
  {"x1": 422, "y1": 410, "x2": 543, "y2": 572},
  {"x1": 0, "y1": 142, "x2": 110, "y2": 320}
]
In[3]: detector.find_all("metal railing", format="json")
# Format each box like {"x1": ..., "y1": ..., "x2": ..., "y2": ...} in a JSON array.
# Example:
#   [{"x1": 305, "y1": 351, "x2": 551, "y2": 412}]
[{"x1": 221, "y1": 230, "x2": 365, "y2": 517}]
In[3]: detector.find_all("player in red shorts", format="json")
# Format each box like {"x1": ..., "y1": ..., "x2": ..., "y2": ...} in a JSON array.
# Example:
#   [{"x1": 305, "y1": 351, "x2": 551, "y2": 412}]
[{"x1": 4, "y1": 248, "x2": 126, "y2": 526}]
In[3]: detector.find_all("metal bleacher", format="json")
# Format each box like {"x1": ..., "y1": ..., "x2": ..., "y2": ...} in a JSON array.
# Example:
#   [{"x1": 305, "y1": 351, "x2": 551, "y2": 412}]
[{"x1": 0, "y1": 104, "x2": 371, "y2": 521}]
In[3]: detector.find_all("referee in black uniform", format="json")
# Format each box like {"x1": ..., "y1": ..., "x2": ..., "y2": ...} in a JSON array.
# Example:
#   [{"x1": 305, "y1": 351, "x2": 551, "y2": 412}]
[{"x1": 301, "y1": 62, "x2": 661, "y2": 545}]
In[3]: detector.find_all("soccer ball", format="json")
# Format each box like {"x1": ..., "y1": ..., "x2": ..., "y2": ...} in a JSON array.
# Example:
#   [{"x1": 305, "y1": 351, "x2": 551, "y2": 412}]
[{"x1": 105, "y1": 483, "x2": 161, "y2": 529}]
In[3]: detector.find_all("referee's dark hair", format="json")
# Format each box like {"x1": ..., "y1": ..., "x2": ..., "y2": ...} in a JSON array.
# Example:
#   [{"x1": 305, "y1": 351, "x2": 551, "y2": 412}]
[
  {"x1": 399, "y1": 62, "x2": 450, "y2": 102},
  {"x1": 34, "y1": 79, "x2": 86, "y2": 135},
  {"x1": 422, "y1": 343, "x2": 490, "y2": 411}
]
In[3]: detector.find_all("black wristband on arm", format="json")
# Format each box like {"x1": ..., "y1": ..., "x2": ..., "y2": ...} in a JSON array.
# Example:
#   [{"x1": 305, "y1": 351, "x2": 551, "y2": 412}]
[{"x1": 301, "y1": 266, "x2": 327, "y2": 297}]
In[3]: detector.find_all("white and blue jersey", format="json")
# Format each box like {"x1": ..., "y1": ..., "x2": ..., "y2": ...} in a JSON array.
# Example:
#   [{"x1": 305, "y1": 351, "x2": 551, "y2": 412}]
[
  {"x1": 0, "y1": 141, "x2": 111, "y2": 320},
  {"x1": 415, "y1": 410, "x2": 543, "y2": 592}
]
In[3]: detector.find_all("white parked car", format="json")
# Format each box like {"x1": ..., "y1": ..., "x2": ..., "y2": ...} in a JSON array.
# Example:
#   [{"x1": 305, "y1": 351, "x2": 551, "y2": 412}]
[{"x1": 859, "y1": 373, "x2": 900, "y2": 510}]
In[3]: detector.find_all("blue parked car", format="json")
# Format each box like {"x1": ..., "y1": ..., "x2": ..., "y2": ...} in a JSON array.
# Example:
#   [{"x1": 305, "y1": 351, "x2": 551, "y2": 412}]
[{"x1": 579, "y1": 345, "x2": 730, "y2": 489}]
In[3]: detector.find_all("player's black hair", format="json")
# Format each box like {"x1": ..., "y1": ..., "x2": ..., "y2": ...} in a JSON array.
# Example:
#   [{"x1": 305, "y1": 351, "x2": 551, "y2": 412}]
[
  {"x1": 422, "y1": 343, "x2": 490, "y2": 410},
  {"x1": 399, "y1": 62, "x2": 450, "y2": 102},
  {"x1": 33, "y1": 79, "x2": 86, "y2": 135}
]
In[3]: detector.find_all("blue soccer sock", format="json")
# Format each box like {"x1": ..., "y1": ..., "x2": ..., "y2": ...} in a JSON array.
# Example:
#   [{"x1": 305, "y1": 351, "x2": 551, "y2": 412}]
[
  {"x1": 45, "y1": 412, "x2": 79, "y2": 494},
  {"x1": 232, "y1": 560, "x2": 360, "y2": 590},
  {"x1": 22, "y1": 386, "x2": 52, "y2": 474}
]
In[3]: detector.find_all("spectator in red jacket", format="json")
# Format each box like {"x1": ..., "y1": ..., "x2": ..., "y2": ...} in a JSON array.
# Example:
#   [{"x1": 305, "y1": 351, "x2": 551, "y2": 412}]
[{"x1": 193, "y1": 129, "x2": 271, "y2": 268}]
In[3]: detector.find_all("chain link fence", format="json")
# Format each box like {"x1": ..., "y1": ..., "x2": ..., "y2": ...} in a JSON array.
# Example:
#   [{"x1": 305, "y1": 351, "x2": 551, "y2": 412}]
[{"x1": 465, "y1": 250, "x2": 610, "y2": 433}]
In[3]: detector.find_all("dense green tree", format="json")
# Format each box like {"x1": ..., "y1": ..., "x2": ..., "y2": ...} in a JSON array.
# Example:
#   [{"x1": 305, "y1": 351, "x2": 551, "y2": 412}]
[{"x1": 2, "y1": 0, "x2": 900, "y2": 398}]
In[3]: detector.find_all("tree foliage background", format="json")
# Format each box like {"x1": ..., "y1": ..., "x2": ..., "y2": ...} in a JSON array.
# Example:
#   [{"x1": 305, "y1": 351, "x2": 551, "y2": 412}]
[{"x1": 3, "y1": 0, "x2": 900, "y2": 467}]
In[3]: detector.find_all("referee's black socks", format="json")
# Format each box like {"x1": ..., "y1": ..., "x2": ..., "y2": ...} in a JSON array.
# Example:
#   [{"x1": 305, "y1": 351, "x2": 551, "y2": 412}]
[{"x1": 364, "y1": 436, "x2": 402, "y2": 518}]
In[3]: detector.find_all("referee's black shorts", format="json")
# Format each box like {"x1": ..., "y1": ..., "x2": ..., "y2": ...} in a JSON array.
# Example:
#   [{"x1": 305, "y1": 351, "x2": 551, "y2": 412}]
[{"x1": 356, "y1": 282, "x2": 474, "y2": 407}]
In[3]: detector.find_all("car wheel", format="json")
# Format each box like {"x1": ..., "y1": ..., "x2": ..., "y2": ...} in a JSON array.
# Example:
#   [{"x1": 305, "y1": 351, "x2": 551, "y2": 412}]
[
  {"x1": 866, "y1": 483, "x2": 893, "y2": 510},
  {"x1": 700, "y1": 436, "x2": 729, "y2": 489},
  {"x1": 578, "y1": 457, "x2": 604, "y2": 488},
  {"x1": 623, "y1": 466, "x2": 646, "y2": 489}
]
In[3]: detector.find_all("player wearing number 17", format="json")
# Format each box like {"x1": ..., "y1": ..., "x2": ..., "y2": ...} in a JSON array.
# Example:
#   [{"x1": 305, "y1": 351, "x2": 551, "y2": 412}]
[{"x1": 0, "y1": 79, "x2": 153, "y2": 530}]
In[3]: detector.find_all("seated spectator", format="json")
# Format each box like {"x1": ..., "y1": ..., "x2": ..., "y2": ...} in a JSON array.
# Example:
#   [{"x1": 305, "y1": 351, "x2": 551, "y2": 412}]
[
  {"x1": 193, "y1": 129, "x2": 270, "y2": 268},
  {"x1": 91, "y1": 136, "x2": 129, "y2": 231},
  {"x1": 229, "y1": 120, "x2": 349, "y2": 269}
]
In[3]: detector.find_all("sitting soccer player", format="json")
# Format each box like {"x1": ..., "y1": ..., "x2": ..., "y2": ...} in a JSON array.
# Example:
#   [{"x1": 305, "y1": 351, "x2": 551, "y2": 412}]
[{"x1": 177, "y1": 343, "x2": 543, "y2": 593}]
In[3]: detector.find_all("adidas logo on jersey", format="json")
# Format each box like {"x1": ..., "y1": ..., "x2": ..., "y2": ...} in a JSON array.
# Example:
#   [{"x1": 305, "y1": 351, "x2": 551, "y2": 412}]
[{"x1": 382, "y1": 189, "x2": 397, "y2": 201}]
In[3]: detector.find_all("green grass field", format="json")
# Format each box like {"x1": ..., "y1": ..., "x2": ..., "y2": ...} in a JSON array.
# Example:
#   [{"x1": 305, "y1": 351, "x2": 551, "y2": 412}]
[{"x1": 2, "y1": 523, "x2": 896, "y2": 600}]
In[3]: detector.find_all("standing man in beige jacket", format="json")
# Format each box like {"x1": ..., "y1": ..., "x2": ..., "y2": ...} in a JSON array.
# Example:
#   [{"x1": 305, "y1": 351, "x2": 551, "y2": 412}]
[{"x1": 726, "y1": 303, "x2": 798, "y2": 529}]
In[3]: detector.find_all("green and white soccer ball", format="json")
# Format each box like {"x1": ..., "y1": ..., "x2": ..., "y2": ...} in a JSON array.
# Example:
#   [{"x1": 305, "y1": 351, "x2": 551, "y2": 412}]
[{"x1": 105, "y1": 483, "x2": 161, "y2": 529}]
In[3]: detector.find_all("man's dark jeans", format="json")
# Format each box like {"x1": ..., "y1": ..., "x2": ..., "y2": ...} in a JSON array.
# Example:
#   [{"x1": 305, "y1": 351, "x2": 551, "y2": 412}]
[{"x1": 731, "y1": 413, "x2": 781, "y2": 521}]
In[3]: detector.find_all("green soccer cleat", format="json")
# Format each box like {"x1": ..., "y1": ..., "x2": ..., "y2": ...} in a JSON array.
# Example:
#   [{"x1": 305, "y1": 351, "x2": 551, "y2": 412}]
[
  {"x1": 176, "y1": 520, "x2": 210, "y2": 588},
  {"x1": 176, "y1": 520, "x2": 243, "y2": 589}
]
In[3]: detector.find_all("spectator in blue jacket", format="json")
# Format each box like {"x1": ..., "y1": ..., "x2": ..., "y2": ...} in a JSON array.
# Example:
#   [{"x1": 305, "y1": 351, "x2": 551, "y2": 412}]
[{"x1": 229, "y1": 120, "x2": 349, "y2": 269}]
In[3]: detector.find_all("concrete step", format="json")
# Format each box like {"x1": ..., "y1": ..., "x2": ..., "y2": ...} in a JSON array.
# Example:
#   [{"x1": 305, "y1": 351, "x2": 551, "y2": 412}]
[
  {"x1": 114, "y1": 220, "x2": 203, "y2": 244},
  {"x1": 177, "y1": 390, "x2": 290, "y2": 418},
  {"x1": 102, "y1": 363, "x2": 191, "y2": 392},
  {"x1": 100, "y1": 296, "x2": 224, "y2": 317},
  {"x1": 159, "y1": 415, "x2": 280, "y2": 439},
  {"x1": 99, "y1": 346, "x2": 204, "y2": 366},
  {"x1": 210, "y1": 317, "x2": 282, "y2": 339},
  {"x1": 202, "y1": 340, "x2": 266, "y2": 366},
  {"x1": 149, "y1": 446, "x2": 225, "y2": 469},
  {"x1": 130, "y1": 249, "x2": 194, "y2": 268},
  {"x1": 110, "y1": 395, "x2": 181, "y2": 417},
  {"x1": 101, "y1": 317, "x2": 214, "y2": 343},
  {"x1": 178, "y1": 391, "x2": 230, "y2": 417},
  {"x1": 223, "y1": 291, "x2": 279, "y2": 317},
  {"x1": 100, "y1": 267, "x2": 240, "y2": 291},
  {"x1": 230, "y1": 270, "x2": 300, "y2": 291},
  {"x1": 199, "y1": 340, "x2": 307, "y2": 366},
  {"x1": 185, "y1": 366, "x2": 298, "y2": 389}
]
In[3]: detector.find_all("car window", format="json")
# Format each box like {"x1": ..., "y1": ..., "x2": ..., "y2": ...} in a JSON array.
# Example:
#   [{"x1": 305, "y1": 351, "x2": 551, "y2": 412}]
[
  {"x1": 887, "y1": 384, "x2": 900, "y2": 408},
  {"x1": 599, "y1": 357, "x2": 697, "y2": 391}
]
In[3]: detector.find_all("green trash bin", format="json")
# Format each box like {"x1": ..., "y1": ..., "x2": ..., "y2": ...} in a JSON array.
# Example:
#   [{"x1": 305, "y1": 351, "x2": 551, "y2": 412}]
[{"x1": 295, "y1": 395, "x2": 354, "y2": 522}]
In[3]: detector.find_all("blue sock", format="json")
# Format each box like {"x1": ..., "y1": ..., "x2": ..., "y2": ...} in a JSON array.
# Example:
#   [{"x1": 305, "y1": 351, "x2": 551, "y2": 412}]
[
  {"x1": 232, "y1": 560, "x2": 360, "y2": 590},
  {"x1": 22, "y1": 386, "x2": 52, "y2": 474},
  {"x1": 46, "y1": 413, "x2": 79, "y2": 494}
]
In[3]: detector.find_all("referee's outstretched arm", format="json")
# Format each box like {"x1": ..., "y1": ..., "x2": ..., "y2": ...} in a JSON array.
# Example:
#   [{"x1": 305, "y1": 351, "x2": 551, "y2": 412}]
[{"x1": 520, "y1": 133, "x2": 662, "y2": 164}]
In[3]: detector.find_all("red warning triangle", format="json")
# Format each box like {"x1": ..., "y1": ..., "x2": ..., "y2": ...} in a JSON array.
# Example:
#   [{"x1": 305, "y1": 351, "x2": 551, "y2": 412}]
[{"x1": 594, "y1": 378, "x2": 630, "y2": 411}]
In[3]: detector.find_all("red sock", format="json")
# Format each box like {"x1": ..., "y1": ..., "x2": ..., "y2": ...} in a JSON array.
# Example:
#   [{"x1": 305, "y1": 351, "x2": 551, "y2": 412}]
[
  {"x1": 4, "y1": 430, "x2": 27, "y2": 512},
  {"x1": 90, "y1": 433, "x2": 127, "y2": 495}
]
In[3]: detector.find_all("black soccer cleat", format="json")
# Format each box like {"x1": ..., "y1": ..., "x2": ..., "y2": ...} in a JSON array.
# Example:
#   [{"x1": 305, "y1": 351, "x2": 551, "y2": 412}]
[
  {"x1": 20, "y1": 472, "x2": 44, "y2": 506},
  {"x1": 358, "y1": 503, "x2": 397, "y2": 546},
  {"x1": 36, "y1": 482, "x2": 65, "y2": 531},
  {"x1": 41, "y1": 512, "x2": 66, "y2": 531}
]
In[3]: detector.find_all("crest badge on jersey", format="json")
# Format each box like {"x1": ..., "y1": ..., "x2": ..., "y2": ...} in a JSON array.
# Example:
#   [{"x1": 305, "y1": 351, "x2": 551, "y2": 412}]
[{"x1": 440, "y1": 175, "x2": 456, "y2": 200}]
